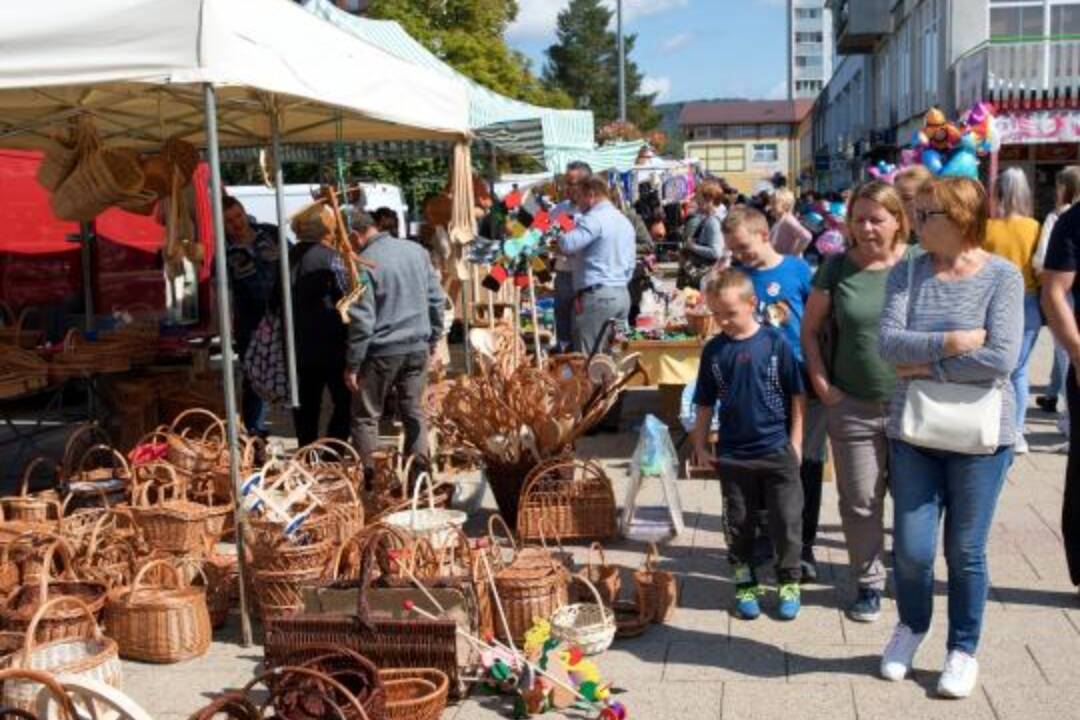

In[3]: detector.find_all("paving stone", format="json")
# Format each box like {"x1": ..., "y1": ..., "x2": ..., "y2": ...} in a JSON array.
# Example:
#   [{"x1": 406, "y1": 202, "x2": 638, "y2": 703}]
[
  {"x1": 665, "y1": 639, "x2": 786, "y2": 683},
  {"x1": 723, "y1": 681, "x2": 856, "y2": 720},
  {"x1": 851, "y1": 682, "x2": 998, "y2": 720},
  {"x1": 728, "y1": 604, "x2": 845, "y2": 645},
  {"x1": 983, "y1": 680, "x2": 1080, "y2": 720},
  {"x1": 784, "y1": 643, "x2": 880, "y2": 684}
]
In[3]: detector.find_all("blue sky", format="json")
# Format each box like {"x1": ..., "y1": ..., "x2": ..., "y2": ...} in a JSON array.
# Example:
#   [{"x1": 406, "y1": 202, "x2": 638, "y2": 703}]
[{"x1": 506, "y1": 0, "x2": 789, "y2": 104}]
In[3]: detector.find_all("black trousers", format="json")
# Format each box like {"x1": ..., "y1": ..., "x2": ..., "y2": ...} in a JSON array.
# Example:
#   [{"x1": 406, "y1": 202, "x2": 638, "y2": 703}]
[
  {"x1": 350, "y1": 350, "x2": 430, "y2": 473},
  {"x1": 718, "y1": 445, "x2": 804, "y2": 584},
  {"x1": 292, "y1": 362, "x2": 351, "y2": 448},
  {"x1": 1065, "y1": 369, "x2": 1080, "y2": 585}
]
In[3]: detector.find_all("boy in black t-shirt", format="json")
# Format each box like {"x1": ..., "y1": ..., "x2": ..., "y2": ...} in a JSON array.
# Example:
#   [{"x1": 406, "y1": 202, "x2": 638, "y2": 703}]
[{"x1": 691, "y1": 268, "x2": 807, "y2": 621}]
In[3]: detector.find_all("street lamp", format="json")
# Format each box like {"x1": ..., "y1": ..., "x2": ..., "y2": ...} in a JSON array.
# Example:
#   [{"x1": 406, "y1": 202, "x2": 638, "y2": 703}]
[{"x1": 617, "y1": 0, "x2": 626, "y2": 122}]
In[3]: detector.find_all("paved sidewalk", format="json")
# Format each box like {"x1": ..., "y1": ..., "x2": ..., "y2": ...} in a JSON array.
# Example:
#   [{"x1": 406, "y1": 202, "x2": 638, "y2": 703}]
[{"x1": 124, "y1": 339, "x2": 1080, "y2": 720}]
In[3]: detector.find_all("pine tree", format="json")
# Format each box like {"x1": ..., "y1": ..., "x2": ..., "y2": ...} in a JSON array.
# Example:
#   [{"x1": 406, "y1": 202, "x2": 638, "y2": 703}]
[{"x1": 542, "y1": 0, "x2": 658, "y2": 132}]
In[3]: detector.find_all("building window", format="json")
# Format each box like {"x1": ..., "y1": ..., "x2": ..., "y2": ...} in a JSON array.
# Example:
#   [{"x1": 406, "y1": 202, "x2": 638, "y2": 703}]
[
  {"x1": 922, "y1": 1, "x2": 940, "y2": 98},
  {"x1": 796, "y1": 8, "x2": 821, "y2": 20},
  {"x1": 1053, "y1": 5, "x2": 1080, "y2": 36},
  {"x1": 990, "y1": 3, "x2": 1045, "y2": 39},
  {"x1": 795, "y1": 31, "x2": 824, "y2": 43},
  {"x1": 689, "y1": 145, "x2": 746, "y2": 173},
  {"x1": 752, "y1": 144, "x2": 780, "y2": 164}
]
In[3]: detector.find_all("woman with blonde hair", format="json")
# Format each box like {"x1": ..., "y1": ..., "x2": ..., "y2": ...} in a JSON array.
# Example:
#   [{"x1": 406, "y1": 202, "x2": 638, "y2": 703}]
[
  {"x1": 770, "y1": 188, "x2": 813, "y2": 255},
  {"x1": 878, "y1": 177, "x2": 1022, "y2": 697},
  {"x1": 801, "y1": 180, "x2": 911, "y2": 623},
  {"x1": 985, "y1": 167, "x2": 1041, "y2": 453}
]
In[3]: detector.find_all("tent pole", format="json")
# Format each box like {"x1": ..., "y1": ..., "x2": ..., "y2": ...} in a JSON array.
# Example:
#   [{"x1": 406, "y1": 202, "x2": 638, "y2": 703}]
[
  {"x1": 79, "y1": 222, "x2": 94, "y2": 332},
  {"x1": 271, "y1": 109, "x2": 300, "y2": 408},
  {"x1": 204, "y1": 83, "x2": 253, "y2": 648}
]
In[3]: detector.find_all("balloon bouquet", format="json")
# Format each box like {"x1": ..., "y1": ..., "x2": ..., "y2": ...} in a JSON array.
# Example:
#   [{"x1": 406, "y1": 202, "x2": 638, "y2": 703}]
[
  {"x1": 900, "y1": 102, "x2": 1000, "y2": 180},
  {"x1": 802, "y1": 199, "x2": 848, "y2": 257}
]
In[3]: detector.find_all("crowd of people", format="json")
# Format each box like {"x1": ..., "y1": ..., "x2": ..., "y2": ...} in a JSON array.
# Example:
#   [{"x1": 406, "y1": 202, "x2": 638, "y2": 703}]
[{"x1": 214, "y1": 158, "x2": 1080, "y2": 701}]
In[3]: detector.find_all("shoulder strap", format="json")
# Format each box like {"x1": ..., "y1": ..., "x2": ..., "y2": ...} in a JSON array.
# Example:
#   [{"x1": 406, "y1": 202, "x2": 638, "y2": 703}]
[{"x1": 905, "y1": 253, "x2": 917, "y2": 326}]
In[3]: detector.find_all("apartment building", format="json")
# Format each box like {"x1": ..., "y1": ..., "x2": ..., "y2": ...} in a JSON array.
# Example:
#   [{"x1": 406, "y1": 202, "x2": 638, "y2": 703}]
[
  {"x1": 789, "y1": 0, "x2": 836, "y2": 99},
  {"x1": 813, "y1": 0, "x2": 1080, "y2": 212}
]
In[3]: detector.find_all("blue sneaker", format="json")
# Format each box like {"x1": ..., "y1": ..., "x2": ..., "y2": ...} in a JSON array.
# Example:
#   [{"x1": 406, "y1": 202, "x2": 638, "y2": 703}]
[
  {"x1": 847, "y1": 587, "x2": 882, "y2": 623},
  {"x1": 735, "y1": 585, "x2": 762, "y2": 620},
  {"x1": 732, "y1": 564, "x2": 761, "y2": 620},
  {"x1": 777, "y1": 583, "x2": 801, "y2": 620}
]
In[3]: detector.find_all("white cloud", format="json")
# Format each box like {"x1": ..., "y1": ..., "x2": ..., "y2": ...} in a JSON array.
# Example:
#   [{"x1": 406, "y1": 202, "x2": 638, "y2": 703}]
[
  {"x1": 641, "y1": 75, "x2": 673, "y2": 101},
  {"x1": 509, "y1": 0, "x2": 690, "y2": 40},
  {"x1": 662, "y1": 31, "x2": 693, "y2": 52}
]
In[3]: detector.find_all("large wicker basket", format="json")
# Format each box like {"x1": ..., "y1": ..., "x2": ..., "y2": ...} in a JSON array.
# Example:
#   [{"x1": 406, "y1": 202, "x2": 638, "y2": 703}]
[
  {"x1": 2, "y1": 596, "x2": 121, "y2": 712},
  {"x1": 104, "y1": 559, "x2": 211, "y2": 663},
  {"x1": 516, "y1": 457, "x2": 617, "y2": 542},
  {"x1": 487, "y1": 516, "x2": 568, "y2": 646},
  {"x1": 127, "y1": 465, "x2": 217, "y2": 554}
]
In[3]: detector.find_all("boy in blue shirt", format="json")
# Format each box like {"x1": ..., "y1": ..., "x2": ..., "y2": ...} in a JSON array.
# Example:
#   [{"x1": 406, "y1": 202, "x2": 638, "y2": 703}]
[{"x1": 691, "y1": 267, "x2": 807, "y2": 620}]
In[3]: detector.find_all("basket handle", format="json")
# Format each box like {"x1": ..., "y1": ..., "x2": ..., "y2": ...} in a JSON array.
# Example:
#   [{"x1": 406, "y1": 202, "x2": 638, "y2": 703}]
[
  {"x1": 60, "y1": 422, "x2": 110, "y2": 478},
  {"x1": 397, "y1": 454, "x2": 419, "y2": 501},
  {"x1": 169, "y1": 407, "x2": 224, "y2": 436},
  {"x1": 75, "y1": 443, "x2": 130, "y2": 479},
  {"x1": 22, "y1": 594, "x2": 103, "y2": 660},
  {"x1": 586, "y1": 541, "x2": 607, "y2": 571},
  {"x1": 35, "y1": 537, "x2": 77, "y2": 602},
  {"x1": 536, "y1": 515, "x2": 568, "y2": 559},
  {"x1": 60, "y1": 480, "x2": 111, "y2": 516},
  {"x1": 17, "y1": 457, "x2": 57, "y2": 497},
  {"x1": 408, "y1": 471, "x2": 437, "y2": 525},
  {"x1": 84, "y1": 509, "x2": 130, "y2": 562},
  {"x1": 568, "y1": 573, "x2": 613, "y2": 623},
  {"x1": 241, "y1": 666, "x2": 370, "y2": 720},
  {"x1": 486, "y1": 513, "x2": 518, "y2": 558},
  {"x1": 643, "y1": 542, "x2": 660, "y2": 573},
  {"x1": 0, "y1": 668, "x2": 79, "y2": 720},
  {"x1": 130, "y1": 558, "x2": 183, "y2": 598}
]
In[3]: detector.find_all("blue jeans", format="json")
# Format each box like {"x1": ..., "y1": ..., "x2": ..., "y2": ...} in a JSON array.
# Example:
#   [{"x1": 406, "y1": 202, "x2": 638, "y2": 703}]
[
  {"x1": 1011, "y1": 293, "x2": 1042, "y2": 434},
  {"x1": 890, "y1": 440, "x2": 1013, "y2": 654}
]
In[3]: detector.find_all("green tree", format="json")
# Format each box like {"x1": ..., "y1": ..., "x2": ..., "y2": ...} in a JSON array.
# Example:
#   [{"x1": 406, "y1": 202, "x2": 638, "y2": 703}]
[
  {"x1": 367, "y1": 0, "x2": 571, "y2": 109},
  {"x1": 542, "y1": 0, "x2": 658, "y2": 132}
]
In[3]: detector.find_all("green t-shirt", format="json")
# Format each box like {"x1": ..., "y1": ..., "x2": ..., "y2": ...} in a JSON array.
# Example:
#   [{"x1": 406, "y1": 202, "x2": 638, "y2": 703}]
[{"x1": 812, "y1": 252, "x2": 901, "y2": 402}]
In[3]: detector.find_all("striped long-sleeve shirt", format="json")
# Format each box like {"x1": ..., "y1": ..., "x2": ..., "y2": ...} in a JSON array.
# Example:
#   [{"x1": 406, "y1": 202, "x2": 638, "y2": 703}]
[{"x1": 878, "y1": 252, "x2": 1024, "y2": 446}]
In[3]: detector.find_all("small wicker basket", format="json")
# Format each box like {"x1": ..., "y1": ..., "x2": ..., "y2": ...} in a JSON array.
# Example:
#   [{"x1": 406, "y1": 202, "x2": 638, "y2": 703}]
[{"x1": 550, "y1": 575, "x2": 616, "y2": 656}]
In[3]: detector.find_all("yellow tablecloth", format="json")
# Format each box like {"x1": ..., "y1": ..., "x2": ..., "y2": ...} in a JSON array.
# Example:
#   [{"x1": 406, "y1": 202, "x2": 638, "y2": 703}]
[{"x1": 623, "y1": 338, "x2": 705, "y2": 386}]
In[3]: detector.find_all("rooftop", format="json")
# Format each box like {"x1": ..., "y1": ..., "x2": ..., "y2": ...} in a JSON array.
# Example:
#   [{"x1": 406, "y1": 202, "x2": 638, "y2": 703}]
[{"x1": 679, "y1": 99, "x2": 815, "y2": 127}]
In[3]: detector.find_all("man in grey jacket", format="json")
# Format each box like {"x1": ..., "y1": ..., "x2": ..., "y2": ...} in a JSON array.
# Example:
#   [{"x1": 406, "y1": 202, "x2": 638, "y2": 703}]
[{"x1": 345, "y1": 220, "x2": 445, "y2": 482}]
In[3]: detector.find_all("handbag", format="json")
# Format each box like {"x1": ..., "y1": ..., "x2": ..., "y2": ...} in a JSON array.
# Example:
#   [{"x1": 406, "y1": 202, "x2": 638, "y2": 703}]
[
  {"x1": 242, "y1": 312, "x2": 288, "y2": 406},
  {"x1": 898, "y1": 255, "x2": 1002, "y2": 455}
]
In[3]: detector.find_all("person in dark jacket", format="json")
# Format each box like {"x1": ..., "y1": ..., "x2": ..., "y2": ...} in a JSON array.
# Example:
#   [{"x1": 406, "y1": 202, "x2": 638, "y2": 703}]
[
  {"x1": 223, "y1": 196, "x2": 279, "y2": 438},
  {"x1": 345, "y1": 209, "x2": 446, "y2": 480},
  {"x1": 288, "y1": 202, "x2": 354, "y2": 447}
]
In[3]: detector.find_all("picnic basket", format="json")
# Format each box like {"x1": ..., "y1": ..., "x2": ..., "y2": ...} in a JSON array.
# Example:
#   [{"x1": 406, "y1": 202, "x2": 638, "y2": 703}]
[
  {"x1": 486, "y1": 516, "x2": 568, "y2": 646},
  {"x1": 1, "y1": 596, "x2": 122, "y2": 712},
  {"x1": 516, "y1": 457, "x2": 617, "y2": 542},
  {"x1": 104, "y1": 558, "x2": 211, "y2": 663},
  {"x1": 550, "y1": 575, "x2": 616, "y2": 656}
]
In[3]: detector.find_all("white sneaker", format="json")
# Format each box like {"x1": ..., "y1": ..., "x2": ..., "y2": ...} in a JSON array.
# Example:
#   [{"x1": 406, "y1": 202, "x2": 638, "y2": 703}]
[
  {"x1": 880, "y1": 623, "x2": 929, "y2": 681},
  {"x1": 937, "y1": 650, "x2": 979, "y2": 698},
  {"x1": 1014, "y1": 433, "x2": 1029, "y2": 455}
]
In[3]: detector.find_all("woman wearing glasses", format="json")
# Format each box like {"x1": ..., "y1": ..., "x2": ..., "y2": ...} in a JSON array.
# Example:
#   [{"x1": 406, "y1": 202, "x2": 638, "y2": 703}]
[
  {"x1": 877, "y1": 177, "x2": 1022, "y2": 698},
  {"x1": 984, "y1": 168, "x2": 1042, "y2": 454},
  {"x1": 801, "y1": 181, "x2": 912, "y2": 625}
]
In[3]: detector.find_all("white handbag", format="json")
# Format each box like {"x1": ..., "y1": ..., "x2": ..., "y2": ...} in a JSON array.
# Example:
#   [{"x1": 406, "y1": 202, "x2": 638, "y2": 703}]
[{"x1": 898, "y1": 256, "x2": 1002, "y2": 455}]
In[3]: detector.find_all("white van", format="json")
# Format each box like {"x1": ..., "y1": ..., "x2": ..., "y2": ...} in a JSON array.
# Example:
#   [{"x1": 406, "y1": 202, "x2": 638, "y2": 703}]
[{"x1": 226, "y1": 183, "x2": 409, "y2": 242}]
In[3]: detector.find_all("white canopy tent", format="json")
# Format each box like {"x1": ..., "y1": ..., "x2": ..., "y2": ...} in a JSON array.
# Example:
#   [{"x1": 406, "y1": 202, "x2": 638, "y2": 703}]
[{"x1": 0, "y1": 0, "x2": 473, "y2": 645}]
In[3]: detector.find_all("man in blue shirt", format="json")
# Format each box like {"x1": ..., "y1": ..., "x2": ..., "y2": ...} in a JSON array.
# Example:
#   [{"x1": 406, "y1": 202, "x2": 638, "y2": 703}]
[
  {"x1": 557, "y1": 177, "x2": 636, "y2": 353},
  {"x1": 551, "y1": 161, "x2": 593, "y2": 353},
  {"x1": 724, "y1": 205, "x2": 827, "y2": 582}
]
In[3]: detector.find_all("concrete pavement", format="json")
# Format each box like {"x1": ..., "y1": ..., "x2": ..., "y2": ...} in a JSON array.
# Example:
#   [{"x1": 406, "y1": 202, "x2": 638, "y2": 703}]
[{"x1": 122, "y1": 337, "x2": 1079, "y2": 719}]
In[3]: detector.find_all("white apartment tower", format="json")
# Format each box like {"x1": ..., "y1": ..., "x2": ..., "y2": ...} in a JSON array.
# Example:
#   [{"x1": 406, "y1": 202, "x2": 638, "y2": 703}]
[{"x1": 788, "y1": 0, "x2": 835, "y2": 99}]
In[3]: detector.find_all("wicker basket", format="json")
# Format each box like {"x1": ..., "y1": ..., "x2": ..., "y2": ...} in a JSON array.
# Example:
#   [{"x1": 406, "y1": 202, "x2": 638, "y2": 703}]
[
  {"x1": 166, "y1": 408, "x2": 225, "y2": 474},
  {"x1": 1, "y1": 541, "x2": 107, "y2": 644},
  {"x1": 65, "y1": 444, "x2": 132, "y2": 511},
  {"x1": 550, "y1": 576, "x2": 616, "y2": 656},
  {"x1": 2, "y1": 596, "x2": 122, "y2": 712},
  {"x1": 47, "y1": 330, "x2": 131, "y2": 382},
  {"x1": 516, "y1": 457, "x2": 617, "y2": 542},
  {"x1": 634, "y1": 542, "x2": 677, "y2": 624},
  {"x1": 0, "y1": 668, "x2": 80, "y2": 718},
  {"x1": 275, "y1": 645, "x2": 387, "y2": 720},
  {"x1": 491, "y1": 544, "x2": 568, "y2": 645},
  {"x1": 242, "y1": 665, "x2": 375, "y2": 720},
  {"x1": 0, "y1": 306, "x2": 43, "y2": 351},
  {"x1": 574, "y1": 542, "x2": 621, "y2": 607},
  {"x1": 2, "y1": 458, "x2": 61, "y2": 525},
  {"x1": 127, "y1": 466, "x2": 216, "y2": 554},
  {"x1": 613, "y1": 599, "x2": 650, "y2": 639},
  {"x1": 383, "y1": 473, "x2": 466, "y2": 551},
  {"x1": 253, "y1": 566, "x2": 325, "y2": 624},
  {"x1": 381, "y1": 668, "x2": 449, "y2": 720},
  {"x1": 105, "y1": 558, "x2": 211, "y2": 663},
  {"x1": 76, "y1": 516, "x2": 137, "y2": 592}
]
